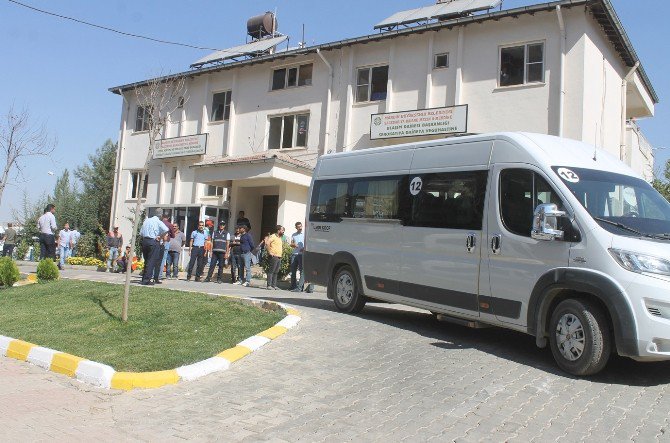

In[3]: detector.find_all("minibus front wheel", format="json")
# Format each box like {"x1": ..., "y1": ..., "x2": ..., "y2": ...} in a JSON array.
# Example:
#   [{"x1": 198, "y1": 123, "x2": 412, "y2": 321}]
[
  {"x1": 548, "y1": 298, "x2": 611, "y2": 376},
  {"x1": 332, "y1": 265, "x2": 367, "y2": 313}
]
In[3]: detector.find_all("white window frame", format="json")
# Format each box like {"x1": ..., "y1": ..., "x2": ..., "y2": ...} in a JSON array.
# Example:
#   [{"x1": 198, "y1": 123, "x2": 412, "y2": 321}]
[
  {"x1": 268, "y1": 113, "x2": 310, "y2": 150},
  {"x1": 129, "y1": 171, "x2": 148, "y2": 200},
  {"x1": 204, "y1": 185, "x2": 224, "y2": 197},
  {"x1": 210, "y1": 90, "x2": 232, "y2": 122},
  {"x1": 433, "y1": 52, "x2": 449, "y2": 69},
  {"x1": 271, "y1": 63, "x2": 314, "y2": 91},
  {"x1": 355, "y1": 64, "x2": 389, "y2": 103},
  {"x1": 134, "y1": 106, "x2": 151, "y2": 132},
  {"x1": 498, "y1": 41, "x2": 545, "y2": 87}
]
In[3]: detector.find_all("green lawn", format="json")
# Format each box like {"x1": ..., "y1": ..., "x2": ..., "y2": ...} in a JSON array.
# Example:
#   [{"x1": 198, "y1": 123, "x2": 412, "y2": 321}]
[{"x1": 0, "y1": 280, "x2": 284, "y2": 372}]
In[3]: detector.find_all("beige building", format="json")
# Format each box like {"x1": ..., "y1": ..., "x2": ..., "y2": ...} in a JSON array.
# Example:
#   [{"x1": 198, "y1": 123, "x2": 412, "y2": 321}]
[{"x1": 109, "y1": 0, "x2": 657, "y2": 244}]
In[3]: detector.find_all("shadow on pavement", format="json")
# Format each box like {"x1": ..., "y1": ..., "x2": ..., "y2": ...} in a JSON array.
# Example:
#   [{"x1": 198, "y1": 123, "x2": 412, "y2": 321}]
[{"x1": 259, "y1": 294, "x2": 670, "y2": 387}]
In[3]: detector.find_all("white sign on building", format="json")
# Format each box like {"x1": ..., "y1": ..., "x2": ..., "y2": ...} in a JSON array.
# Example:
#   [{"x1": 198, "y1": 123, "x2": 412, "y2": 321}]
[
  {"x1": 370, "y1": 105, "x2": 468, "y2": 140},
  {"x1": 153, "y1": 134, "x2": 208, "y2": 159}
]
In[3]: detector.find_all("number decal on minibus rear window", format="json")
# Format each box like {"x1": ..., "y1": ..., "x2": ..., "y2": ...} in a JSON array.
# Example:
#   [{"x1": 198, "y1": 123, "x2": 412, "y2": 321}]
[
  {"x1": 557, "y1": 168, "x2": 579, "y2": 183},
  {"x1": 410, "y1": 177, "x2": 423, "y2": 195}
]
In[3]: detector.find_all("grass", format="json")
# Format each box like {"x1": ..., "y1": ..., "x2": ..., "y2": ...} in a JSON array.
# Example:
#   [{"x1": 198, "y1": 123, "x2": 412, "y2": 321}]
[{"x1": 0, "y1": 280, "x2": 284, "y2": 372}]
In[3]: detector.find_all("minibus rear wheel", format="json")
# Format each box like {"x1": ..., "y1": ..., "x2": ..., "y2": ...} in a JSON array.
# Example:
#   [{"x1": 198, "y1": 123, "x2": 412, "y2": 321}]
[
  {"x1": 548, "y1": 298, "x2": 611, "y2": 376},
  {"x1": 332, "y1": 265, "x2": 366, "y2": 313}
]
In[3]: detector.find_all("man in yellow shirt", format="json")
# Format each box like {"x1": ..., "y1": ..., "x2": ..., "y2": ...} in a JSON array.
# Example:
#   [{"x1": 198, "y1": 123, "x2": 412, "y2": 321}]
[{"x1": 265, "y1": 225, "x2": 284, "y2": 290}]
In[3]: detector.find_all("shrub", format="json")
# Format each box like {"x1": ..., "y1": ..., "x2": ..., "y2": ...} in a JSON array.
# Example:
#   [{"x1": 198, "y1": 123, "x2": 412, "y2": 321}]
[
  {"x1": 14, "y1": 239, "x2": 30, "y2": 261},
  {"x1": 260, "y1": 243, "x2": 293, "y2": 280},
  {"x1": 36, "y1": 258, "x2": 60, "y2": 282},
  {"x1": 0, "y1": 257, "x2": 21, "y2": 287}
]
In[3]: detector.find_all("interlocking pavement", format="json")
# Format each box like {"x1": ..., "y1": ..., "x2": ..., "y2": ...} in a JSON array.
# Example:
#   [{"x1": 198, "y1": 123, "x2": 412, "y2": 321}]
[{"x1": 2, "y1": 265, "x2": 670, "y2": 441}]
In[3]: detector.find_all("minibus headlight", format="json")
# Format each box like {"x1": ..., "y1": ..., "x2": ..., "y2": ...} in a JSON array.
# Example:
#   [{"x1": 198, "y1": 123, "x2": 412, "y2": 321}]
[{"x1": 609, "y1": 249, "x2": 670, "y2": 277}]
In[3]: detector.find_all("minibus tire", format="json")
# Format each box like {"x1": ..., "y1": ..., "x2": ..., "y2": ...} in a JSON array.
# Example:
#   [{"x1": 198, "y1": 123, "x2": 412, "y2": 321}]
[
  {"x1": 332, "y1": 266, "x2": 366, "y2": 313},
  {"x1": 548, "y1": 299, "x2": 611, "y2": 376}
]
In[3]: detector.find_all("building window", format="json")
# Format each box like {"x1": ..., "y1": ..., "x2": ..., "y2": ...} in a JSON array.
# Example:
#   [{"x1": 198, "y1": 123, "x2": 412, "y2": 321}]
[
  {"x1": 130, "y1": 172, "x2": 148, "y2": 199},
  {"x1": 271, "y1": 63, "x2": 313, "y2": 90},
  {"x1": 135, "y1": 106, "x2": 151, "y2": 132},
  {"x1": 205, "y1": 185, "x2": 224, "y2": 197},
  {"x1": 499, "y1": 42, "x2": 544, "y2": 87},
  {"x1": 211, "y1": 91, "x2": 232, "y2": 122},
  {"x1": 434, "y1": 53, "x2": 449, "y2": 69},
  {"x1": 356, "y1": 65, "x2": 389, "y2": 102},
  {"x1": 268, "y1": 113, "x2": 309, "y2": 149}
]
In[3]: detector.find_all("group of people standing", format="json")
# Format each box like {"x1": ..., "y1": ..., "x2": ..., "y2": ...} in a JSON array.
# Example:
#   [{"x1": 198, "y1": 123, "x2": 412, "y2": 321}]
[{"x1": 135, "y1": 209, "x2": 307, "y2": 291}]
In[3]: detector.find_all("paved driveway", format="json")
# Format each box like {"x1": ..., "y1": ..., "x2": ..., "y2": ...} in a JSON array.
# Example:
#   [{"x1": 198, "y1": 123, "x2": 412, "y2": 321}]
[{"x1": 2, "y1": 267, "x2": 670, "y2": 441}]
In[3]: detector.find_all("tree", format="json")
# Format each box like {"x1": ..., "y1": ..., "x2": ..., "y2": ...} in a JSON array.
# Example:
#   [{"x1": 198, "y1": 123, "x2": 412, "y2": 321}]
[
  {"x1": 0, "y1": 106, "x2": 56, "y2": 206},
  {"x1": 52, "y1": 169, "x2": 79, "y2": 228},
  {"x1": 75, "y1": 139, "x2": 117, "y2": 232},
  {"x1": 652, "y1": 159, "x2": 670, "y2": 202},
  {"x1": 122, "y1": 73, "x2": 187, "y2": 322}
]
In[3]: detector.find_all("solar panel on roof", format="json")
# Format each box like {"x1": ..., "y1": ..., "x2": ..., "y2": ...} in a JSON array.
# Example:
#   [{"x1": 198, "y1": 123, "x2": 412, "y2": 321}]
[
  {"x1": 375, "y1": 0, "x2": 502, "y2": 30},
  {"x1": 190, "y1": 35, "x2": 288, "y2": 68}
]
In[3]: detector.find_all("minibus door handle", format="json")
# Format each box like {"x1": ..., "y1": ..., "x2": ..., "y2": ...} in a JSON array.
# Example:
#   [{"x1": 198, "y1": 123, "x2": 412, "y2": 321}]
[
  {"x1": 491, "y1": 235, "x2": 502, "y2": 255},
  {"x1": 466, "y1": 233, "x2": 477, "y2": 253}
]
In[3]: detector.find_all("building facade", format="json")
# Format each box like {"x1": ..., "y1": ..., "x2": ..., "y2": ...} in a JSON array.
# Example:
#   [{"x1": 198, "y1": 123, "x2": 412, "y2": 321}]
[{"x1": 109, "y1": 0, "x2": 657, "y2": 244}]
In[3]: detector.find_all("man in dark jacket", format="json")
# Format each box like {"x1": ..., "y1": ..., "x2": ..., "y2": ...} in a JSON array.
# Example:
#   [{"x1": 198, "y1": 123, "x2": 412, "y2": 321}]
[
  {"x1": 205, "y1": 221, "x2": 230, "y2": 283},
  {"x1": 239, "y1": 225, "x2": 255, "y2": 287}
]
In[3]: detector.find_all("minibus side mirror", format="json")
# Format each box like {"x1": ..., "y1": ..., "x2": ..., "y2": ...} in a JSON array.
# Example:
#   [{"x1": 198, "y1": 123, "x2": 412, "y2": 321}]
[{"x1": 531, "y1": 203, "x2": 566, "y2": 241}]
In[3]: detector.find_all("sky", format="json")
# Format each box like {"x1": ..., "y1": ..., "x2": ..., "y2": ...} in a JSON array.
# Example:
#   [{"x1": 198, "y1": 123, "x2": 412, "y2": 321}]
[{"x1": 1, "y1": 0, "x2": 668, "y2": 223}]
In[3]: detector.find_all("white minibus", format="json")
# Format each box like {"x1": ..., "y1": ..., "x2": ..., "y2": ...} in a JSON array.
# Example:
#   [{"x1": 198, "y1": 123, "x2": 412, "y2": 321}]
[{"x1": 304, "y1": 133, "x2": 670, "y2": 375}]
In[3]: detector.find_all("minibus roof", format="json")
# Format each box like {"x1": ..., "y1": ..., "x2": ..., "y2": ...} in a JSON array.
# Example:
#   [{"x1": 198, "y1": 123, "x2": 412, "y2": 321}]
[{"x1": 320, "y1": 132, "x2": 638, "y2": 179}]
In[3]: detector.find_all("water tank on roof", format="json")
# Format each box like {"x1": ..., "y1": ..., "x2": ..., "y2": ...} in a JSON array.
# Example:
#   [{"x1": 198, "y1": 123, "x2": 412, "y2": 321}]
[{"x1": 247, "y1": 12, "x2": 276, "y2": 40}]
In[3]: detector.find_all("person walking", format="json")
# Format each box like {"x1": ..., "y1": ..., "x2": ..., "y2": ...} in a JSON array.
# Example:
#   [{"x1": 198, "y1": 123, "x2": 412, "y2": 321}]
[
  {"x1": 289, "y1": 221, "x2": 305, "y2": 292},
  {"x1": 166, "y1": 226, "x2": 185, "y2": 279},
  {"x1": 37, "y1": 204, "x2": 58, "y2": 263},
  {"x1": 2, "y1": 223, "x2": 17, "y2": 258},
  {"x1": 106, "y1": 226, "x2": 123, "y2": 272},
  {"x1": 230, "y1": 225, "x2": 243, "y2": 284},
  {"x1": 265, "y1": 225, "x2": 284, "y2": 290},
  {"x1": 57, "y1": 223, "x2": 74, "y2": 270},
  {"x1": 70, "y1": 226, "x2": 81, "y2": 256},
  {"x1": 205, "y1": 221, "x2": 230, "y2": 283},
  {"x1": 139, "y1": 208, "x2": 168, "y2": 285},
  {"x1": 239, "y1": 225, "x2": 255, "y2": 287},
  {"x1": 187, "y1": 221, "x2": 207, "y2": 282}
]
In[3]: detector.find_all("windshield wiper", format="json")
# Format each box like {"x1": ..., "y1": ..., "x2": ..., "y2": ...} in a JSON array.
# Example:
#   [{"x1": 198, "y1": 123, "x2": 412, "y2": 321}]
[{"x1": 592, "y1": 217, "x2": 670, "y2": 241}]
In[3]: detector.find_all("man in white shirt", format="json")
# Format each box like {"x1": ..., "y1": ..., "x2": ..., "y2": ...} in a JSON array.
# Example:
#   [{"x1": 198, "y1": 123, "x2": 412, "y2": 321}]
[
  {"x1": 57, "y1": 223, "x2": 73, "y2": 270},
  {"x1": 37, "y1": 204, "x2": 58, "y2": 262}
]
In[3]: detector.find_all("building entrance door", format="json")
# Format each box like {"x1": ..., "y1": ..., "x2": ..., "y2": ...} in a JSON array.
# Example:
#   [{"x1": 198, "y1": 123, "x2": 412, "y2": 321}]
[{"x1": 261, "y1": 195, "x2": 279, "y2": 238}]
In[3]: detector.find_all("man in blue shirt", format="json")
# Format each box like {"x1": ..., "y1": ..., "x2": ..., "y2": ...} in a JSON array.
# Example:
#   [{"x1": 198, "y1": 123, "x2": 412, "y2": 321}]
[
  {"x1": 187, "y1": 220, "x2": 208, "y2": 282},
  {"x1": 139, "y1": 208, "x2": 169, "y2": 285}
]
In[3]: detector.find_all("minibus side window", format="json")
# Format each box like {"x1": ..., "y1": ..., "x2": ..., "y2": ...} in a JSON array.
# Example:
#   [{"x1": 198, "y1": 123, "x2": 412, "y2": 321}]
[
  {"x1": 409, "y1": 171, "x2": 487, "y2": 229},
  {"x1": 309, "y1": 180, "x2": 349, "y2": 222},
  {"x1": 351, "y1": 177, "x2": 402, "y2": 219},
  {"x1": 500, "y1": 169, "x2": 564, "y2": 237}
]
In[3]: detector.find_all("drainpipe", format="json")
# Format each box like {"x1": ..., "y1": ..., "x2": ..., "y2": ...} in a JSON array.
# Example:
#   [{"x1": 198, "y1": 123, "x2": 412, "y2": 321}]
[
  {"x1": 111, "y1": 89, "x2": 128, "y2": 228},
  {"x1": 556, "y1": 5, "x2": 566, "y2": 137},
  {"x1": 455, "y1": 26, "x2": 464, "y2": 106},
  {"x1": 317, "y1": 48, "x2": 333, "y2": 156},
  {"x1": 620, "y1": 61, "x2": 639, "y2": 162}
]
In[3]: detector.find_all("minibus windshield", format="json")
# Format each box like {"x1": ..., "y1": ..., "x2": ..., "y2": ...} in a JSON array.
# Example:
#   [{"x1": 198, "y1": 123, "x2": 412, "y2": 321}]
[{"x1": 553, "y1": 166, "x2": 670, "y2": 239}]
